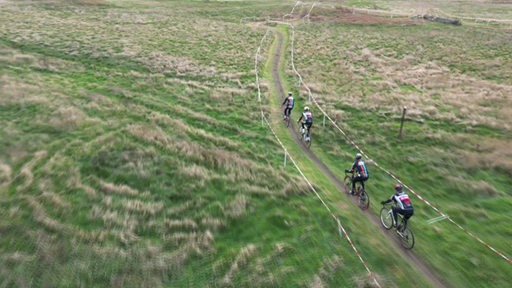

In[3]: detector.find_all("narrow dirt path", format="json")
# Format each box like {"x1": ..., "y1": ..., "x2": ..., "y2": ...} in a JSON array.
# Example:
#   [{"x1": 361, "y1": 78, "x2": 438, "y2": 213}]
[{"x1": 270, "y1": 28, "x2": 448, "y2": 288}]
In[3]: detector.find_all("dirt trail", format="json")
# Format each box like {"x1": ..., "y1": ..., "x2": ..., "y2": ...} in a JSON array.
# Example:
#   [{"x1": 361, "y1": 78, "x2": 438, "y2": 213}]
[{"x1": 270, "y1": 29, "x2": 448, "y2": 288}]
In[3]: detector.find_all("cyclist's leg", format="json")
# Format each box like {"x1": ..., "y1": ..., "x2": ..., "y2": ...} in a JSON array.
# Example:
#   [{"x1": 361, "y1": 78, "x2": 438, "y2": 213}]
[
  {"x1": 391, "y1": 207, "x2": 400, "y2": 227},
  {"x1": 306, "y1": 123, "x2": 312, "y2": 137},
  {"x1": 361, "y1": 178, "x2": 367, "y2": 190},
  {"x1": 352, "y1": 175, "x2": 362, "y2": 193}
]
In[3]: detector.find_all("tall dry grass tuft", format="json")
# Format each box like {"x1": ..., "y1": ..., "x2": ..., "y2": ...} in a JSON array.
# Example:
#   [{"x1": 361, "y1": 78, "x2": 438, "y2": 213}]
[
  {"x1": 163, "y1": 218, "x2": 198, "y2": 230},
  {"x1": 49, "y1": 106, "x2": 87, "y2": 130},
  {"x1": 66, "y1": 167, "x2": 98, "y2": 199},
  {"x1": 224, "y1": 194, "x2": 247, "y2": 217},
  {"x1": 200, "y1": 217, "x2": 225, "y2": 230},
  {"x1": 16, "y1": 151, "x2": 48, "y2": 192},
  {"x1": 0, "y1": 75, "x2": 50, "y2": 106},
  {"x1": 41, "y1": 191, "x2": 70, "y2": 209},
  {"x1": 0, "y1": 162, "x2": 12, "y2": 188},
  {"x1": 454, "y1": 137, "x2": 512, "y2": 177},
  {"x1": 282, "y1": 177, "x2": 313, "y2": 195},
  {"x1": 309, "y1": 256, "x2": 344, "y2": 288},
  {"x1": 122, "y1": 199, "x2": 164, "y2": 216},
  {"x1": 74, "y1": 0, "x2": 105, "y2": 4},
  {"x1": 99, "y1": 180, "x2": 140, "y2": 196},
  {"x1": 221, "y1": 244, "x2": 258, "y2": 286},
  {"x1": 24, "y1": 195, "x2": 69, "y2": 232}
]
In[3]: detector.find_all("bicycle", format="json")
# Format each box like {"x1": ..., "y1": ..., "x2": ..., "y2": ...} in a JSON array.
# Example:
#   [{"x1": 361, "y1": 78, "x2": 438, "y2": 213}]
[
  {"x1": 380, "y1": 203, "x2": 415, "y2": 249},
  {"x1": 342, "y1": 171, "x2": 370, "y2": 209},
  {"x1": 298, "y1": 124, "x2": 311, "y2": 148},
  {"x1": 283, "y1": 113, "x2": 291, "y2": 127}
]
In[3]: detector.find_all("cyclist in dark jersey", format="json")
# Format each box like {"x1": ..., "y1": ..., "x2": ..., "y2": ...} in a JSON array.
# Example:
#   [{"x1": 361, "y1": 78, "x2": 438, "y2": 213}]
[
  {"x1": 345, "y1": 153, "x2": 369, "y2": 195},
  {"x1": 282, "y1": 92, "x2": 294, "y2": 120},
  {"x1": 381, "y1": 184, "x2": 414, "y2": 228}
]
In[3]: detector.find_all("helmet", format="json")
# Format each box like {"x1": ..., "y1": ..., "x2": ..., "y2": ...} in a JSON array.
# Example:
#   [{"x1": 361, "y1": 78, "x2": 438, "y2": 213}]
[
  {"x1": 304, "y1": 106, "x2": 310, "y2": 112},
  {"x1": 288, "y1": 92, "x2": 292, "y2": 96},
  {"x1": 394, "y1": 184, "x2": 403, "y2": 193},
  {"x1": 355, "y1": 153, "x2": 362, "y2": 160}
]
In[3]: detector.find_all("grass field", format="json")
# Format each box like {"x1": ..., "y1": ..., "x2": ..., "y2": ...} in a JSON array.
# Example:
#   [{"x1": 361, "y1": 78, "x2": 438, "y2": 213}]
[{"x1": 1, "y1": 0, "x2": 511, "y2": 287}]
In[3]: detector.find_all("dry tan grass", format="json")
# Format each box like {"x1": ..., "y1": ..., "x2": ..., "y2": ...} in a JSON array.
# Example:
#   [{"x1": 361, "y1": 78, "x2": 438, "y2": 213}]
[
  {"x1": 163, "y1": 218, "x2": 198, "y2": 230},
  {"x1": 0, "y1": 162, "x2": 12, "y2": 188},
  {"x1": 0, "y1": 75, "x2": 50, "y2": 106},
  {"x1": 24, "y1": 195, "x2": 69, "y2": 232},
  {"x1": 293, "y1": 19, "x2": 512, "y2": 132},
  {"x1": 309, "y1": 256, "x2": 344, "y2": 288},
  {"x1": 41, "y1": 191, "x2": 71, "y2": 209},
  {"x1": 49, "y1": 106, "x2": 87, "y2": 130},
  {"x1": 200, "y1": 217, "x2": 225, "y2": 230},
  {"x1": 224, "y1": 194, "x2": 248, "y2": 217},
  {"x1": 15, "y1": 151, "x2": 48, "y2": 192},
  {"x1": 221, "y1": 244, "x2": 258, "y2": 286},
  {"x1": 126, "y1": 124, "x2": 172, "y2": 149},
  {"x1": 122, "y1": 199, "x2": 164, "y2": 216},
  {"x1": 98, "y1": 180, "x2": 140, "y2": 196}
]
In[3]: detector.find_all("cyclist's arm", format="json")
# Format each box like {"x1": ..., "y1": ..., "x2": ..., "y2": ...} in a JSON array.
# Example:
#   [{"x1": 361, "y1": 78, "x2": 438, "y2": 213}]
[{"x1": 297, "y1": 115, "x2": 303, "y2": 123}]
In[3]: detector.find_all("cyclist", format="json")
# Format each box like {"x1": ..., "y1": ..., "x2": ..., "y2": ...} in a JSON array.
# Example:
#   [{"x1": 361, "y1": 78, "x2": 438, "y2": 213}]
[
  {"x1": 282, "y1": 92, "x2": 295, "y2": 120},
  {"x1": 297, "y1": 106, "x2": 313, "y2": 139},
  {"x1": 344, "y1": 153, "x2": 369, "y2": 195},
  {"x1": 381, "y1": 184, "x2": 414, "y2": 229}
]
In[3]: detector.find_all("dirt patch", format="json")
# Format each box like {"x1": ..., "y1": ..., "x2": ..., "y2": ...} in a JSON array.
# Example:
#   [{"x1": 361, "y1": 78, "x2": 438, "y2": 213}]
[{"x1": 310, "y1": 7, "x2": 422, "y2": 25}]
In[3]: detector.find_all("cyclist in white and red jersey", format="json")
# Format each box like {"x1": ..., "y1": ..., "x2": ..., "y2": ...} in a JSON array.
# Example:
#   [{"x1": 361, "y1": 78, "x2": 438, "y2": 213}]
[
  {"x1": 282, "y1": 92, "x2": 295, "y2": 119},
  {"x1": 381, "y1": 184, "x2": 414, "y2": 227}
]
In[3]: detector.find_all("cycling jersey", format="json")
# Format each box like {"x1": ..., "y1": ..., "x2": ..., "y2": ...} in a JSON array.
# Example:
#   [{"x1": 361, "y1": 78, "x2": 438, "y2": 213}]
[
  {"x1": 392, "y1": 192, "x2": 413, "y2": 210},
  {"x1": 351, "y1": 159, "x2": 369, "y2": 179},
  {"x1": 302, "y1": 111, "x2": 313, "y2": 124},
  {"x1": 283, "y1": 96, "x2": 294, "y2": 108}
]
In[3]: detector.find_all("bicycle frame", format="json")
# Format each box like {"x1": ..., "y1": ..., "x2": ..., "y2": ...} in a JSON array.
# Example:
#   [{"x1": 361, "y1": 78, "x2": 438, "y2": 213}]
[
  {"x1": 342, "y1": 172, "x2": 370, "y2": 209},
  {"x1": 380, "y1": 204, "x2": 415, "y2": 249}
]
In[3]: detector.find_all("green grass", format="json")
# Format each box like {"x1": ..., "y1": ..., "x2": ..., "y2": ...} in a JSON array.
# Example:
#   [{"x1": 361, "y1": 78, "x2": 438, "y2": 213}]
[{"x1": 1, "y1": 0, "x2": 511, "y2": 287}]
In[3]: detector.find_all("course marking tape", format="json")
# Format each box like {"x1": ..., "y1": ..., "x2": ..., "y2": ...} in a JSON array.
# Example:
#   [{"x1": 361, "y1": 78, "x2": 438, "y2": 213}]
[
  {"x1": 281, "y1": 2, "x2": 512, "y2": 264},
  {"x1": 253, "y1": 3, "x2": 382, "y2": 286}
]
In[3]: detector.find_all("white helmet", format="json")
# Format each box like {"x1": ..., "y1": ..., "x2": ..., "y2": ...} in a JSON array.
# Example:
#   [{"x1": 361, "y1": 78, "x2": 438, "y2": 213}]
[
  {"x1": 355, "y1": 153, "x2": 362, "y2": 160},
  {"x1": 288, "y1": 92, "x2": 292, "y2": 96},
  {"x1": 304, "y1": 106, "x2": 310, "y2": 112}
]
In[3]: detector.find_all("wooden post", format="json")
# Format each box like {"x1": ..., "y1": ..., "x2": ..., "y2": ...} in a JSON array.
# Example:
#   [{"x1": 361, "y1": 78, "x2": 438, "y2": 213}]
[{"x1": 398, "y1": 106, "x2": 407, "y2": 138}]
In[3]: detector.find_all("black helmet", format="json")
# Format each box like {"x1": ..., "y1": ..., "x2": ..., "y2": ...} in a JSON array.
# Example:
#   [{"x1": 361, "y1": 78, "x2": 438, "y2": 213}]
[{"x1": 394, "y1": 184, "x2": 403, "y2": 193}]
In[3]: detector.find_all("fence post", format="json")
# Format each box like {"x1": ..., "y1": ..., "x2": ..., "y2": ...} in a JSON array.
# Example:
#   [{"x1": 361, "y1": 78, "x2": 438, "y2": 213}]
[{"x1": 398, "y1": 106, "x2": 407, "y2": 138}]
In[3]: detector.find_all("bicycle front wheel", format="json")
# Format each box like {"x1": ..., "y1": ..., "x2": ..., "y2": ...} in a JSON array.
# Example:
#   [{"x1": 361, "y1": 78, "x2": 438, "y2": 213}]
[
  {"x1": 380, "y1": 208, "x2": 393, "y2": 230},
  {"x1": 359, "y1": 190, "x2": 370, "y2": 210},
  {"x1": 342, "y1": 176, "x2": 352, "y2": 194},
  {"x1": 400, "y1": 227, "x2": 415, "y2": 249}
]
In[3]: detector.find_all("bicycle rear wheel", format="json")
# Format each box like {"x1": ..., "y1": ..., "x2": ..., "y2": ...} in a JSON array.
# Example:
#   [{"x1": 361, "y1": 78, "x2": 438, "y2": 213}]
[
  {"x1": 380, "y1": 208, "x2": 393, "y2": 230},
  {"x1": 305, "y1": 135, "x2": 311, "y2": 148},
  {"x1": 399, "y1": 227, "x2": 415, "y2": 249},
  {"x1": 358, "y1": 190, "x2": 370, "y2": 210}
]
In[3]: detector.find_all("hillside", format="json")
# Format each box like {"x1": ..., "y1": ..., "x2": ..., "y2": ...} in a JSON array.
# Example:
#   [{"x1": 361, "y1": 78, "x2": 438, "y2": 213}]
[{"x1": 1, "y1": 0, "x2": 511, "y2": 287}]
